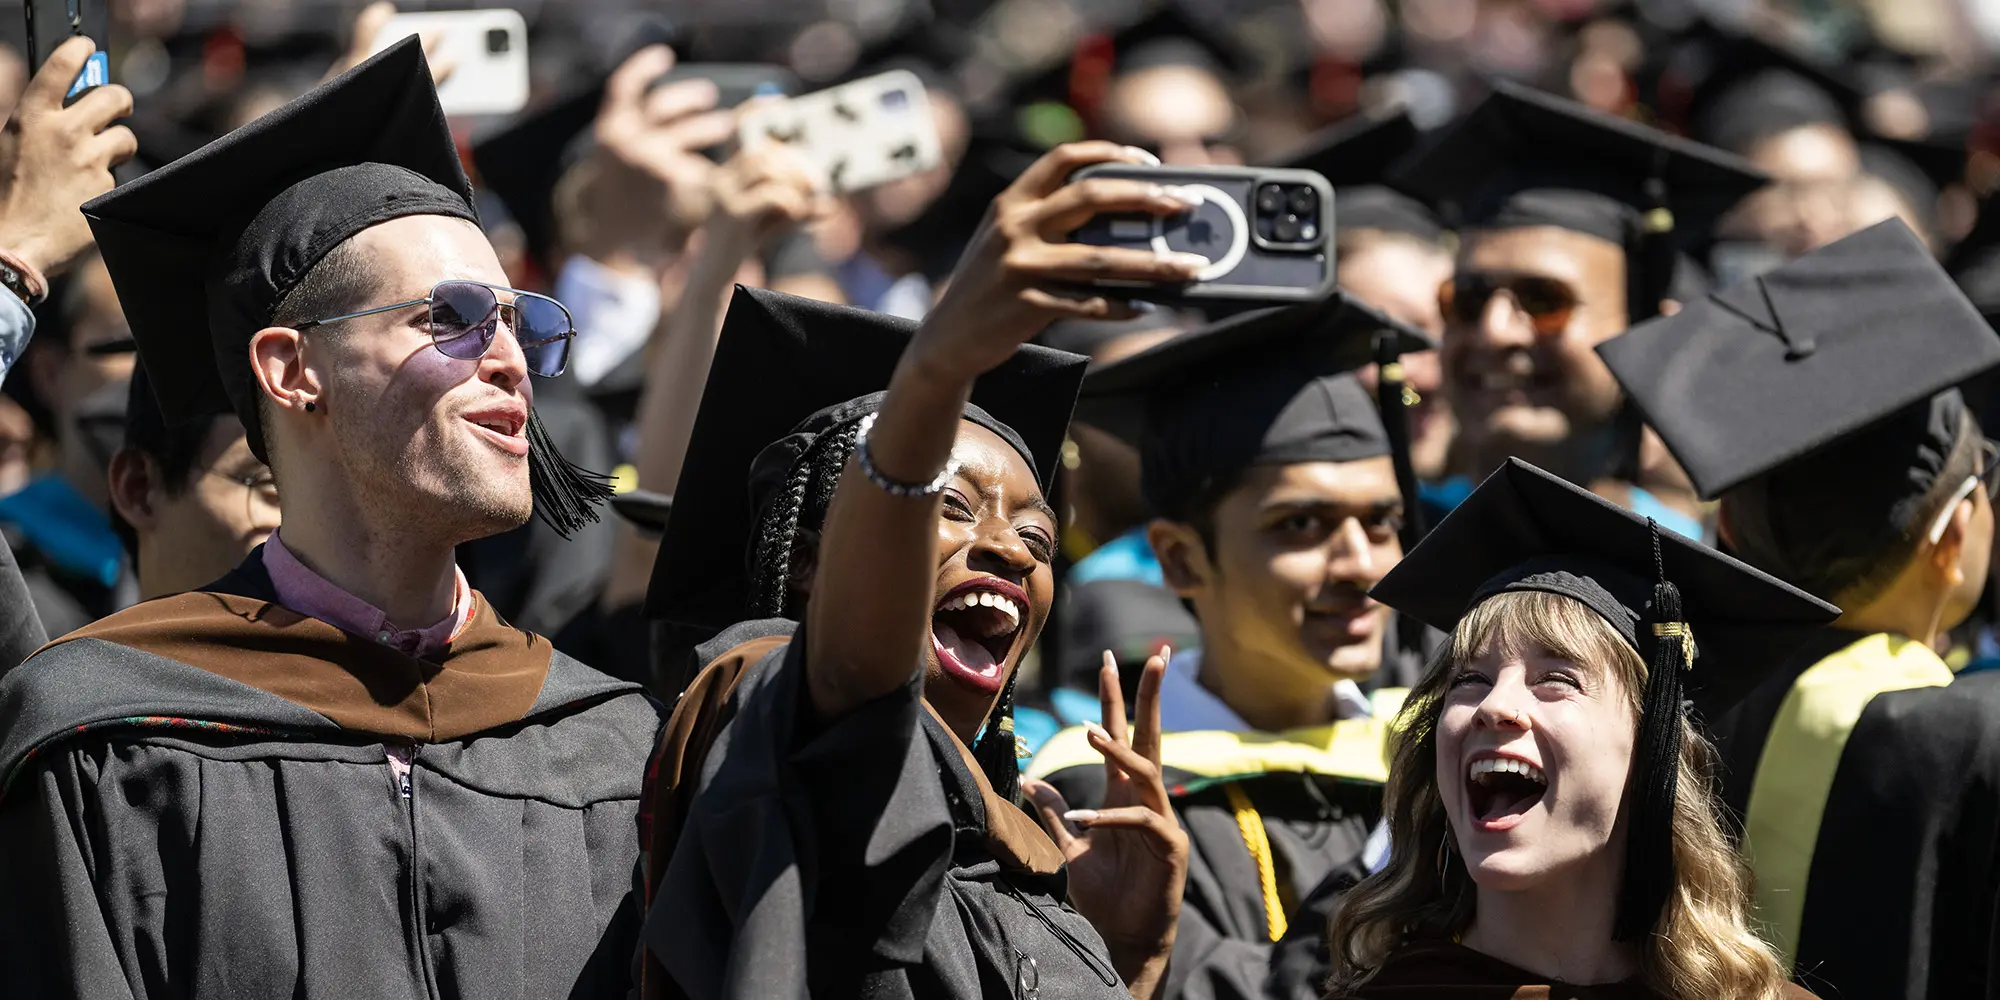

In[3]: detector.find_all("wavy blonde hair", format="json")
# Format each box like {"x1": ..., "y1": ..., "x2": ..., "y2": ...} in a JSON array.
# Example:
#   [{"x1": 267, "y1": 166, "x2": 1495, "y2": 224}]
[{"x1": 1323, "y1": 590, "x2": 1787, "y2": 1000}]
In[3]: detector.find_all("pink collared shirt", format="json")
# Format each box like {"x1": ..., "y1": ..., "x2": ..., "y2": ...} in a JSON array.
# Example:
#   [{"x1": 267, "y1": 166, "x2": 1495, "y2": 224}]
[{"x1": 261, "y1": 529, "x2": 474, "y2": 660}]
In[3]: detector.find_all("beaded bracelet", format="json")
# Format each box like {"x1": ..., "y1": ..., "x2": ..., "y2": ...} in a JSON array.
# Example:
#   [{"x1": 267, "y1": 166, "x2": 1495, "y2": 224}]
[{"x1": 854, "y1": 412, "x2": 961, "y2": 498}]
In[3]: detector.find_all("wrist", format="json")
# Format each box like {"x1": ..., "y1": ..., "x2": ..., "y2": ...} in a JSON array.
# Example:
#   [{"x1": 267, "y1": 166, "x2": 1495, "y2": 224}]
[{"x1": 0, "y1": 244, "x2": 50, "y2": 305}]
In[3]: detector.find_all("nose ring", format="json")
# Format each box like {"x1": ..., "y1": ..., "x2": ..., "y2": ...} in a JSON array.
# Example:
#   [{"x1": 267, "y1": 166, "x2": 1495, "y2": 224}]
[{"x1": 1499, "y1": 709, "x2": 1525, "y2": 727}]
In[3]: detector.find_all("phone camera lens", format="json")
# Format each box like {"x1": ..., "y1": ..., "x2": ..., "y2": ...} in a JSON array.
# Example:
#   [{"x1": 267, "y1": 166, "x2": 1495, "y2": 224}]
[
  {"x1": 486, "y1": 28, "x2": 511, "y2": 54},
  {"x1": 1256, "y1": 185, "x2": 1283, "y2": 215},
  {"x1": 1273, "y1": 216, "x2": 1302, "y2": 242},
  {"x1": 1287, "y1": 187, "x2": 1317, "y2": 216}
]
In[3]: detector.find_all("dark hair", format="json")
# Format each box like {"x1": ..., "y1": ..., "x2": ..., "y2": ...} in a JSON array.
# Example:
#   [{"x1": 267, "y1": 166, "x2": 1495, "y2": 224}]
[
  {"x1": 1729, "y1": 414, "x2": 1984, "y2": 608},
  {"x1": 111, "y1": 412, "x2": 226, "y2": 563},
  {"x1": 746, "y1": 415, "x2": 1025, "y2": 800},
  {"x1": 269, "y1": 239, "x2": 376, "y2": 332}
]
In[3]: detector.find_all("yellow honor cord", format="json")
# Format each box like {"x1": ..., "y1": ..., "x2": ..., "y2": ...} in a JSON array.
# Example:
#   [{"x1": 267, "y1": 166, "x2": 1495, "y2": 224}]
[{"x1": 1222, "y1": 782, "x2": 1287, "y2": 942}]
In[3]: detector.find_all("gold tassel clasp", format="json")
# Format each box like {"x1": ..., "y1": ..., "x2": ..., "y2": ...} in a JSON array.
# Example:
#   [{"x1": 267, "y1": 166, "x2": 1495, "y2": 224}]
[{"x1": 1652, "y1": 621, "x2": 1695, "y2": 671}]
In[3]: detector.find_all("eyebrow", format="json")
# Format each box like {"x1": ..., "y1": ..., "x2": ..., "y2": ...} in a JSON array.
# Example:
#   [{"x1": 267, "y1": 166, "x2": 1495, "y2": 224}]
[{"x1": 949, "y1": 459, "x2": 1059, "y2": 526}]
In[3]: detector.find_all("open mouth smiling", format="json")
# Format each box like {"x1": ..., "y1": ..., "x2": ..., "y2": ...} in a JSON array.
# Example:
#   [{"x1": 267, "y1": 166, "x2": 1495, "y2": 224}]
[
  {"x1": 1466, "y1": 752, "x2": 1548, "y2": 832},
  {"x1": 930, "y1": 577, "x2": 1029, "y2": 695}
]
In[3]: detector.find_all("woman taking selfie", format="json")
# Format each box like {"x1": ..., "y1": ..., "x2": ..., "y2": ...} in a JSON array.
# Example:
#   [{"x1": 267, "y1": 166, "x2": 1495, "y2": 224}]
[
  {"x1": 639, "y1": 142, "x2": 1211, "y2": 999},
  {"x1": 1322, "y1": 459, "x2": 1838, "y2": 1000}
]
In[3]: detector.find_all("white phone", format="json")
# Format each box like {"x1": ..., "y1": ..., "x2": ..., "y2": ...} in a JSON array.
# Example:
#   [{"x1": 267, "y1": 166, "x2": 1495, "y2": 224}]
[
  {"x1": 370, "y1": 9, "x2": 529, "y2": 117},
  {"x1": 736, "y1": 69, "x2": 943, "y2": 195}
]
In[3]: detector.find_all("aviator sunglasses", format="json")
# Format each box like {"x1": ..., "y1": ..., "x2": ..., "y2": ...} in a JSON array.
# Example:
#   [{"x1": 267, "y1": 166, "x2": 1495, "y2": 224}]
[
  {"x1": 1438, "y1": 272, "x2": 1583, "y2": 335},
  {"x1": 294, "y1": 279, "x2": 575, "y2": 378}
]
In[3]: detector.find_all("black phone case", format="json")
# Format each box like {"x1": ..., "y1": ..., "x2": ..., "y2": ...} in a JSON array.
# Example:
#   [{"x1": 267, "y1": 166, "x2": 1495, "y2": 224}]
[
  {"x1": 26, "y1": 0, "x2": 109, "y2": 105},
  {"x1": 1066, "y1": 164, "x2": 1336, "y2": 306}
]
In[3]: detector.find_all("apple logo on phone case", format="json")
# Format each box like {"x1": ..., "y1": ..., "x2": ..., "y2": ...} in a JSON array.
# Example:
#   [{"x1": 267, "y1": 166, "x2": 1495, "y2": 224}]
[{"x1": 1149, "y1": 184, "x2": 1247, "y2": 282}]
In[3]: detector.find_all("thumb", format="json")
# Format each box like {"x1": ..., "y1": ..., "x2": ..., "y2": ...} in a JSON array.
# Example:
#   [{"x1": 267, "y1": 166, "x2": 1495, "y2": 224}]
[
  {"x1": 22, "y1": 36, "x2": 94, "y2": 115},
  {"x1": 1021, "y1": 778, "x2": 1082, "y2": 850},
  {"x1": 603, "y1": 45, "x2": 674, "y2": 120}
]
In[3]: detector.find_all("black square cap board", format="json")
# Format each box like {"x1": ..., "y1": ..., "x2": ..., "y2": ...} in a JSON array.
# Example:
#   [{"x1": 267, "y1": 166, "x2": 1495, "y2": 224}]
[
  {"x1": 1394, "y1": 79, "x2": 1768, "y2": 252},
  {"x1": 1275, "y1": 107, "x2": 1442, "y2": 242},
  {"x1": 644, "y1": 285, "x2": 1088, "y2": 630},
  {"x1": 79, "y1": 37, "x2": 474, "y2": 462},
  {"x1": 1597, "y1": 218, "x2": 2000, "y2": 500},
  {"x1": 1074, "y1": 287, "x2": 1433, "y2": 515},
  {"x1": 1372, "y1": 456, "x2": 1840, "y2": 712}
]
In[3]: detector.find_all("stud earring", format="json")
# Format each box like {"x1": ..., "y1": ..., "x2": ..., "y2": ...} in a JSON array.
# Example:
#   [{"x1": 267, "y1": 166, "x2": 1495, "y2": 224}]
[{"x1": 303, "y1": 401, "x2": 316, "y2": 413}]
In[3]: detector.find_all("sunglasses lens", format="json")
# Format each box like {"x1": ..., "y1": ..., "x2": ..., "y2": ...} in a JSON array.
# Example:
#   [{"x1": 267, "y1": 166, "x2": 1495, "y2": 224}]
[
  {"x1": 514, "y1": 293, "x2": 573, "y2": 377},
  {"x1": 430, "y1": 281, "x2": 499, "y2": 360},
  {"x1": 1442, "y1": 276, "x2": 1487, "y2": 323}
]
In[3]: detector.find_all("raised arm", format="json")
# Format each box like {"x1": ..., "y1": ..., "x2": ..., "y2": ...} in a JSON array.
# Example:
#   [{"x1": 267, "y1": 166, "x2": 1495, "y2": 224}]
[{"x1": 804, "y1": 141, "x2": 1205, "y2": 719}]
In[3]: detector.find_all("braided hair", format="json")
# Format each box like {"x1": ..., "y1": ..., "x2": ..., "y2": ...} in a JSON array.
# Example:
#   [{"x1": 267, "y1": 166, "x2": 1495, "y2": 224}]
[{"x1": 745, "y1": 414, "x2": 1025, "y2": 801}]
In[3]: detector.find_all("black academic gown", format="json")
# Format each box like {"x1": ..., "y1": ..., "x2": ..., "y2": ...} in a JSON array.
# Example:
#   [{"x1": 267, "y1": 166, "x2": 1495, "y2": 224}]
[
  {"x1": 643, "y1": 619, "x2": 1131, "y2": 1000},
  {"x1": 1330, "y1": 940, "x2": 1818, "y2": 999},
  {"x1": 1037, "y1": 738, "x2": 1385, "y2": 1000},
  {"x1": 0, "y1": 552, "x2": 664, "y2": 1000},
  {"x1": 1706, "y1": 627, "x2": 1989, "y2": 1000}
]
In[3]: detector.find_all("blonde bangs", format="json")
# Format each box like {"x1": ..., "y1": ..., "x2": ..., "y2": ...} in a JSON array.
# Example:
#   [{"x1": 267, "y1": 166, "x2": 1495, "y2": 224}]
[{"x1": 1449, "y1": 590, "x2": 1645, "y2": 712}]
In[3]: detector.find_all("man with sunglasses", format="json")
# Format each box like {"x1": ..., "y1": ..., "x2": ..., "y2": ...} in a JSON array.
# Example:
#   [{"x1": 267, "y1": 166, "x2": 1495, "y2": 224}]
[
  {"x1": 1394, "y1": 82, "x2": 1768, "y2": 535},
  {"x1": 1599, "y1": 220, "x2": 2000, "y2": 1000},
  {"x1": 0, "y1": 43, "x2": 659, "y2": 1000}
]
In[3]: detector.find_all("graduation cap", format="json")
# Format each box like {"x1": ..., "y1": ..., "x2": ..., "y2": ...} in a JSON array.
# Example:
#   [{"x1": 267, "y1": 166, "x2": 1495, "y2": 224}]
[
  {"x1": 1277, "y1": 108, "x2": 1443, "y2": 243},
  {"x1": 1371, "y1": 456, "x2": 1841, "y2": 942},
  {"x1": 472, "y1": 84, "x2": 602, "y2": 271},
  {"x1": 1007, "y1": 2, "x2": 1254, "y2": 144},
  {"x1": 1075, "y1": 288, "x2": 1433, "y2": 519},
  {"x1": 1677, "y1": 32, "x2": 1859, "y2": 156},
  {"x1": 610, "y1": 489, "x2": 673, "y2": 539},
  {"x1": 877, "y1": 135, "x2": 1035, "y2": 284},
  {"x1": 81, "y1": 38, "x2": 611, "y2": 537},
  {"x1": 1598, "y1": 219, "x2": 2000, "y2": 501},
  {"x1": 644, "y1": 285, "x2": 1087, "y2": 631},
  {"x1": 1395, "y1": 79, "x2": 1769, "y2": 323}
]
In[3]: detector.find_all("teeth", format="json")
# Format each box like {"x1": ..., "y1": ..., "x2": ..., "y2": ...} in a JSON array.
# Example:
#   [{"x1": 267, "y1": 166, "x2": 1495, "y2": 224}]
[
  {"x1": 938, "y1": 590, "x2": 1023, "y2": 633},
  {"x1": 1468, "y1": 757, "x2": 1547, "y2": 786}
]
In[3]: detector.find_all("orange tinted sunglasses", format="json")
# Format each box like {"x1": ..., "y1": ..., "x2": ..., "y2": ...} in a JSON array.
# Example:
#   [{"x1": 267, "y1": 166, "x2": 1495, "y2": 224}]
[{"x1": 1438, "y1": 272, "x2": 1582, "y2": 335}]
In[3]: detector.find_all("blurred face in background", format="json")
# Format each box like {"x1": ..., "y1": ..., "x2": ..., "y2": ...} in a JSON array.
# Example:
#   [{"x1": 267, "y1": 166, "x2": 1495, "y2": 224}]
[
  {"x1": 26, "y1": 255, "x2": 136, "y2": 510},
  {"x1": 1722, "y1": 123, "x2": 1862, "y2": 258},
  {"x1": 1103, "y1": 64, "x2": 1241, "y2": 165},
  {"x1": 1441, "y1": 226, "x2": 1628, "y2": 466},
  {"x1": 1341, "y1": 229, "x2": 1457, "y2": 480}
]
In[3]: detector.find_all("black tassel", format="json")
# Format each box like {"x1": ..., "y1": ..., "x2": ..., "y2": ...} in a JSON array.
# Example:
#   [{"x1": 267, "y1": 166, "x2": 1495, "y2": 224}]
[
  {"x1": 527, "y1": 409, "x2": 615, "y2": 538},
  {"x1": 1614, "y1": 519, "x2": 1690, "y2": 942},
  {"x1": 972, "y1": 669, "x2": 1022, "y2": 802}
]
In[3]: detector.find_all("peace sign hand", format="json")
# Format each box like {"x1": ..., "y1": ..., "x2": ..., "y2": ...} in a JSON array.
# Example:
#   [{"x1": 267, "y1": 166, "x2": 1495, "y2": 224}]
[{"x1": 1024, "y1": 649, "x2": 1187, "y2": 1000}]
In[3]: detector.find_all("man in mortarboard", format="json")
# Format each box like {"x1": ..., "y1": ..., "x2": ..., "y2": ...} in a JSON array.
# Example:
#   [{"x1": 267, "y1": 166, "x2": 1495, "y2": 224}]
[
  {"x1": 1395, "y1": 80, "x2": 1768, "y2": 537},
  {"x1": 1281, "y1": 108, "x2": 1456, "y2": 484},
  {"x1": 1600, "y1": 219, "x2": 2000, "y2": 999},
  {"x1": 0, "y1": 42, "x2": 660, "y2": 999},
  {"x1": 1026, "y1": 291, "x2": 1437, "y2": 1000}
]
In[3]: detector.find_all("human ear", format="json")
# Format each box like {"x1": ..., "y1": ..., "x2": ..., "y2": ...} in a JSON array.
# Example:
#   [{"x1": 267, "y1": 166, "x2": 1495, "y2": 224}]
[
  {"x1": 107, "y1": 448, "x2": 161, "y2": 533},
  {"x1": 247, "y1": 326, "x2": 321, "y2": 416},
  {"x1": 1932, "y1": 497, "x2": 1975, "y2": 589},
  {"x1": 1149, "y1": 518, "x2": 1215, "y2": 598}
]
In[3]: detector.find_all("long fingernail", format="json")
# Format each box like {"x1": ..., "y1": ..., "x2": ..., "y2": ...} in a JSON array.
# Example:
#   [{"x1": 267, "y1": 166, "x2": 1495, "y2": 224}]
[
  {"x1": 1085, "y1": 721, "x2": 1110, "y2": 741},
  {"x1": 1166, "y1": 252, "x2": 1210, "y2": 271},
  {"x1": 1064, "y1": 809, "x2": 1100, "y2": 824},
  {"x1": 1159, "y1": 645, "x2": 1173, "y2": 664},
  {"x1": 1123, "y1": 146, "x2": 1162, "y2": 165},
  {"x1": 1161, "y1": 184, "x2": 1203, "y2": 207}
]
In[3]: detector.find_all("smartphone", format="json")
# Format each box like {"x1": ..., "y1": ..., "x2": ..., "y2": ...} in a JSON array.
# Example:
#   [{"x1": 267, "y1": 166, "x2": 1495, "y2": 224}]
[
  {"x1": 653, "y1": 64, "x2": 797, "y2": 110},
  {"x1": 25, "y1": 0, "x2": 110, "y2": 106},
  {"x1": 1066, "y1": 165, "x2": 1337, "y2": 306},
  {"x1": 370, "y1": 9, "x2": 529, "y2": 117},
  {"x1": 736, "y1": 69, "x2": 943, "y2": 195}
]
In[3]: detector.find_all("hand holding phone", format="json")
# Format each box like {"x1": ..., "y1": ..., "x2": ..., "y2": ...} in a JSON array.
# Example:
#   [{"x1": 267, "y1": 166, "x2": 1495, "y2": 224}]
[
  {"x1": 1065, "y1": 165, "x2": 1336, "y2": 306},
  {"x1": 910, "y1": 142, "x2": 1208, "y2": 385},
  {"x1": 736, "y1": 70, "x2": 942, "y2": 195},
  {"x1": 25, "y1": 0, "x2": 110, "y2": 106},
  {"x1": 369, "y1": 9, "x2": 528, "y2": 116},
  {"x1": 0, "y1": 36, "x2": 135, "y2": 278}
]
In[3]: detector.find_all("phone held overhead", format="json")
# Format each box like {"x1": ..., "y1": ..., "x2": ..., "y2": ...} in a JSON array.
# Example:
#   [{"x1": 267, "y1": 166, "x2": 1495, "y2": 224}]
[
  {"x1": 736, "y1": 70, "x2": 945, "y2": 195},
  {"x1": 369, "y1": 8, "x2": 529, "y2": 117},
  {"x1": 26, "y1": 0, "x2": 110, "y2": 105}
]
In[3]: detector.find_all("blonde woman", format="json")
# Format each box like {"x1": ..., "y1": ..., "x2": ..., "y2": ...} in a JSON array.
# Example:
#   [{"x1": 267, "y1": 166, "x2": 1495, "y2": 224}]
[{"x1": 1324, "y1": 460, "x2": 1837, "y2": 1000}]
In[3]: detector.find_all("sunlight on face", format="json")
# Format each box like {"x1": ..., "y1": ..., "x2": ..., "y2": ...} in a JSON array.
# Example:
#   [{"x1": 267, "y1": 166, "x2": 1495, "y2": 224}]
[{"x1": 1434, "y1": 642, "x2": 1637, "y2": 890}]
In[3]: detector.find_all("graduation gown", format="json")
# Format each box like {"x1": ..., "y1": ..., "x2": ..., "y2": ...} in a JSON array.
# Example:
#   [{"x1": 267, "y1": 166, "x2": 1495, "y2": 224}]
[
  {"x1": 1329, "y1": 941, "x2": 1820, "y2": 999},
  {"x1": 1028, "y1": 692, "x2": 1405, "y2": 1000},
  {"x1": 0, "y1": 552, "x2": 664, "y2": 1000},
  {"x1": 1710, "y1": 627, "x2": 2000, "y2": 999},
  {"x1": 641, "y1": 619, "x2": 1131, "y2": 1000}
]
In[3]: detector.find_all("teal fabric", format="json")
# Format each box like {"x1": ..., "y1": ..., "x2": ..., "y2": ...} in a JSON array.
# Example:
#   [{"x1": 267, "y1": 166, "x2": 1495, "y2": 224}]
[{"x1": 0, "y1": 476, "x2": 123, "y2": 587}]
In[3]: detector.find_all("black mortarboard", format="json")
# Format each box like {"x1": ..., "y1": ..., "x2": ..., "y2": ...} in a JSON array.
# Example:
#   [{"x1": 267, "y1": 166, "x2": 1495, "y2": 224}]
[
  {"x1": 1654, "y1": 23, "x2": 1860, "y2": 152},
  {"x1": 83, "y1": 39, "x2": 610, "y2": 536},
  {"x1": 1076, "y1": 288, "x2": 1433, "y2": 517},
  {"x1": 610, "y1": 489, "x2": 673, "y2": 539},
  {"x1": 1395, "y1": 80, "x2": 1768, "y2": 322},
  {"x1": 1005, "y1": 2, "x2": 1253, "y2": 143},
  {"x1": 1277, "y1": 108, "x2": 1443, "y2": 243},
  {"x1": 1598, "y1": 219, "x2": 2000, "y2": 500},
  {"x1": 472, "y1": 84, "x2": 601, "y2": 269},
  {"x1": 1372, "y1": 457, "x2": 1840, "y2": 941},
  {"x1": 878, "y1": 135, "x2": 1035, "y2": 283},
  {"x1": 644, "y1": 285, "x2": 1087, "y2": 631}
]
